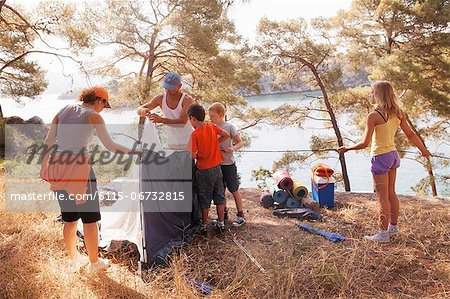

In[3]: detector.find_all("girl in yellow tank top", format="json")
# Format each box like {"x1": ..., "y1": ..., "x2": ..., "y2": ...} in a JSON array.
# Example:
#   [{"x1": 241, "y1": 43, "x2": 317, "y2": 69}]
[
  {"x1": 370, "y1": 111, "x2": 400, "y2": 157},
  {"x1": 339, "y1": 81, "x2": 431, "y2": 243}
]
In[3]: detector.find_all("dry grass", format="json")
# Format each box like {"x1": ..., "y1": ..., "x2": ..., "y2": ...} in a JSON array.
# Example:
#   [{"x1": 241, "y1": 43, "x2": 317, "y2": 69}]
[{"x1": 1, "y1": 167, "x2": 449, "y2": 298}]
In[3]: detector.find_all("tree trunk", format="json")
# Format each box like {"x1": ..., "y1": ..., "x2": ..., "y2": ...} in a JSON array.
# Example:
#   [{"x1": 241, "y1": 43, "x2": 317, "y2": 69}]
[
  {"x1": 308, "y1": 65, "x2": 351, "y2": 191},
  {"x1": 0, "y1": 104, "x2": 4, "y2": 159},
  {"x1": 140, "y1": 29, "x2": 159, "y2": 105},
  {"x1": 406, "y1": 115, "x2": 438, "y2": 196}
]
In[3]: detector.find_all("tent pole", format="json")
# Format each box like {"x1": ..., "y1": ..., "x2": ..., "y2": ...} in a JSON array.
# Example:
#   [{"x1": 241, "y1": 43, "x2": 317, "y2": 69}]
[{"x1": 138, "y1": 115, "x2": 146, "y2": 277}]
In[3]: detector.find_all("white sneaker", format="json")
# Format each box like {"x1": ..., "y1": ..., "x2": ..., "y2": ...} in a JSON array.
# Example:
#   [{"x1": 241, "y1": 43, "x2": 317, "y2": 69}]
[
  {"x1": 68, "y1": 255, "x2": 89, "y2": 272},
  {"x1": 364, "y1": 230, "x2": 390, "y2": 243},
  {"x1": 388, "y1": 224, "x2": 398, "y2": 234},
  {"x1": 214, "y1": 221, "x2": 225, "y2": 233},
  {"x1": 89, "y1": 258, "x2": 110, "y2": 273},
  {"x1": 232, "y1": 216, "x2": 246, "y2": 227}
]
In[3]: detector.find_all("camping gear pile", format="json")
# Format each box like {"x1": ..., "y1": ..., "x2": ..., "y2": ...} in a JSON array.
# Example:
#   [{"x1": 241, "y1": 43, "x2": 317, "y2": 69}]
[
  {"x1": 260, "y1": 170, "x2": 309, "y2": 209},
  {"x1": 260, "y1": 164, "x2": 337, "y2": 220},
  {"x1": 260, "y1": 164, "x2": 337, "y2": 210}
]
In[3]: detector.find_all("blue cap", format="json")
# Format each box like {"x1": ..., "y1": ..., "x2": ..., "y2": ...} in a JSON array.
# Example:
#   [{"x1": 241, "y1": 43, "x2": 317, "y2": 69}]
[{"x1": 162, "y1": 72, "x2": 181, "y2": 90}]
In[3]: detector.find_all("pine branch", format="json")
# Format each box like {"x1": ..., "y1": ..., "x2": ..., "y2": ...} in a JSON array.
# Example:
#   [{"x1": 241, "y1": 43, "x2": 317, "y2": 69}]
[{"x1": 0, "y1": 50, "x2": 81, "y2": 74}]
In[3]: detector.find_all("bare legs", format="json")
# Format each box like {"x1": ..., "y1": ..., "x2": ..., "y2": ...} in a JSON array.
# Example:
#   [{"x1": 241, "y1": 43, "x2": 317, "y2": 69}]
[
  {"x1": 388, "y1": 168, "x2": 399, "y2": 225},
  {"x1": 201, "y1": 208, "x2": 209, "y2": 225},
  {"x1": 231, "y1": 190, "x2": 243, "y2": 214},
  {"x1": 216, "y1": 204, "x2": 225, "y2": 222},
  {"x1": 373, "y1": 173, "x2": 389, "y2": 230},
  {"x1": 83, "y1": 223, "x2": 99, "y2": 264},
  {"x1": 201, "y1": 204, "x2": 225, "y2": 225},
  {"x1": 63, "y1": 221, "x2": 99, "y2": 264},
  {"x1": 63, "y1": 221, "x2": 78, "y2": 259},
  {"x1": 372, "y1": 168, "x2": 400, "y2": 230}
]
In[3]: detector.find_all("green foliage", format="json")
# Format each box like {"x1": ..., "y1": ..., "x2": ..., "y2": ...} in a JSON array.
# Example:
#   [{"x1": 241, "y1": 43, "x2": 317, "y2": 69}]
[
  {"x1": 336, "y1": 0, "x2": 450, "y2": 118},
  {"x1": 310, "y1": 135, "x2": 337, "y2": 158},
  {"x1": 269, "y1": 138, "x2": 342, "y2": 185},
  {"x1": 256, "y1": 17, "x2": 341, "y2": 91},
  {"x1": 272, "y1": 152, "x2": 309, "y2": 173},
  {"x1": 267, "y1": 104, "x2": 307, "y2": 128},
  {"x1": 332, "y1": 172, "x2": 344, "y2": 189},
  {"x1": 41, "y1": 0, "x2": 260, "y2": 108},
  {"x1": 256, "y1": 16, "x2": 352, "y2": 191},
  {"x1": 236, "y1": 130, "x2": 252, "y2": 148},
  {"x1": 91, "y1": 157, "x2": 131, "y2": 183},
  {"x1": 3, "y1": 159, "x2": 40, "y2": 178},
  {"x1": 0, "y1": 4, "x2": 48, "y2": 98},
  {"x1": 251, "y1": 166, "x2": 272, "y2": 189},
  {"x1": 329, "y1": 86, "x2": 372, "y2": 115},
  {"x1": 411, "y1": 177, "x2": 431, "y2": 197}
]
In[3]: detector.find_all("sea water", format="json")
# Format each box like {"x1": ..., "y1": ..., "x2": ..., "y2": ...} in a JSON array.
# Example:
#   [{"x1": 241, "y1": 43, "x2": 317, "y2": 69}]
[{"x1": 2, "y1": 92, "x2": 448, "y2": 195}]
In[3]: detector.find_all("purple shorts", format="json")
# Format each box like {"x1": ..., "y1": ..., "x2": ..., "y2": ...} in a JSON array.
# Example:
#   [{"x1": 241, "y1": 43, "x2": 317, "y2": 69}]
[{"x1": 371, "y1": 150, "x2": 400, "y2": 175}]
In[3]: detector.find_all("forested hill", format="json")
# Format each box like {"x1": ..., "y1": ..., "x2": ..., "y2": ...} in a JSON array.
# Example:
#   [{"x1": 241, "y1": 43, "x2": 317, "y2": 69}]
[{"x1": 256, "y1": 69, "x2": 370, "y2": 95}]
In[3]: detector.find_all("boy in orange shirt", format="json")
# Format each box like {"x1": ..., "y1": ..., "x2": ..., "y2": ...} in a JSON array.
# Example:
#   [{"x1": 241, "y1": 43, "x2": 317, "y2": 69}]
[{"x1": 187, "y1": 104, "x2": 230, "y2": 233}]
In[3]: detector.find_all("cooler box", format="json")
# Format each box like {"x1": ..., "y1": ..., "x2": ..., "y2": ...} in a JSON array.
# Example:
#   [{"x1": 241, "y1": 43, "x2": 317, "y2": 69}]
[{"x1": 311, "y1": 176, "x2": 336, "y2": 208}]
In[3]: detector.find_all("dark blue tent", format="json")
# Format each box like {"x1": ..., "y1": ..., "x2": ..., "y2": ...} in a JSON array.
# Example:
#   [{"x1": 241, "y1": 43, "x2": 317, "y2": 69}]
[{"x1": 140, "y1": 149, "x2": 201, "y2": 266}]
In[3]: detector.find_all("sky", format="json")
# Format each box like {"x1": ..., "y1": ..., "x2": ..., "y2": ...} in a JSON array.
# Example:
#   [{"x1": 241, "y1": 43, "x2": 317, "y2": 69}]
[
  {"x1": 7, "y1": 0, "x2": 353, "y2": 94},
  {"x1": 229, "y1": 0, "x2": 352, "y2": 40}
]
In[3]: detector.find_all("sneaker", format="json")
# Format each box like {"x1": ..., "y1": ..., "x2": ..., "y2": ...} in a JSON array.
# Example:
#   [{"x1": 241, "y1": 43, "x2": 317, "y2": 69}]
[
  {"x1": 388, "y1": 224, "x2": 398, "y2": 234},
  {"x1": 54, "y1": 214, "x2": 63, "y2": 223},
  {"x1": 68, "y1": 255, "x2": 89, "y2": 272},
  {"x1": 212, "y1": 217, "x2": 227, "y2": 225},
  {"x1": 364, "y1": 230, "x2": 390, "y2": 243},
  {"x1": 89, "y1": 258, "x2": 110, "y2": 273},
  {"x1": 232, "y1": 216, "x2": 246, "y2": 227},
  {"x1": 199, "y1": 224, "x2": 208, "y2": 235},
  {"x1": 214, "y1": 221, "x2": 225, "y2": 233}
]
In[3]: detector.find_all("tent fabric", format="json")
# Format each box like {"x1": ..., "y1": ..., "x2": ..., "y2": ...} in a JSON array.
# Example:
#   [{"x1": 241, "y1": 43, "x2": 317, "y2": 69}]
[
  {"x1": 77, "y1": 162, "x2": 144, "y2": 256},
  {"x1": 77, "y1": 122, "x2": 200, "y2": 265},
  {"x1": 140, "y1": 149, "x2": 199, "y2": 264}
]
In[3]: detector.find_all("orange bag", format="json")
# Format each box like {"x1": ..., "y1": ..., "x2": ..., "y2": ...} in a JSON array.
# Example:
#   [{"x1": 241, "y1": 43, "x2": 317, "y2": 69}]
[
  {"x1": 311, "y1": 163, "x2": 334, "y2": 190},
  {"x1": 311, "y1": 163, "x2": 334, "y2": 177}
]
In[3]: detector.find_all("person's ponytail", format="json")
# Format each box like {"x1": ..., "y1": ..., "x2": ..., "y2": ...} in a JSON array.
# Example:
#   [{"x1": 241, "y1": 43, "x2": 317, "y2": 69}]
[{"x1": 79, "y1": 87, "x2": 99, "y2": 104}]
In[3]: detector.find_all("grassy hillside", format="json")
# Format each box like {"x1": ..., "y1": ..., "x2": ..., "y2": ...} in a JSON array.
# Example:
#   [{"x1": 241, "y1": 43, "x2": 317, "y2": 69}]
[{"x1": 0, "y1": 167, "x2": 449, "y2": 298}]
